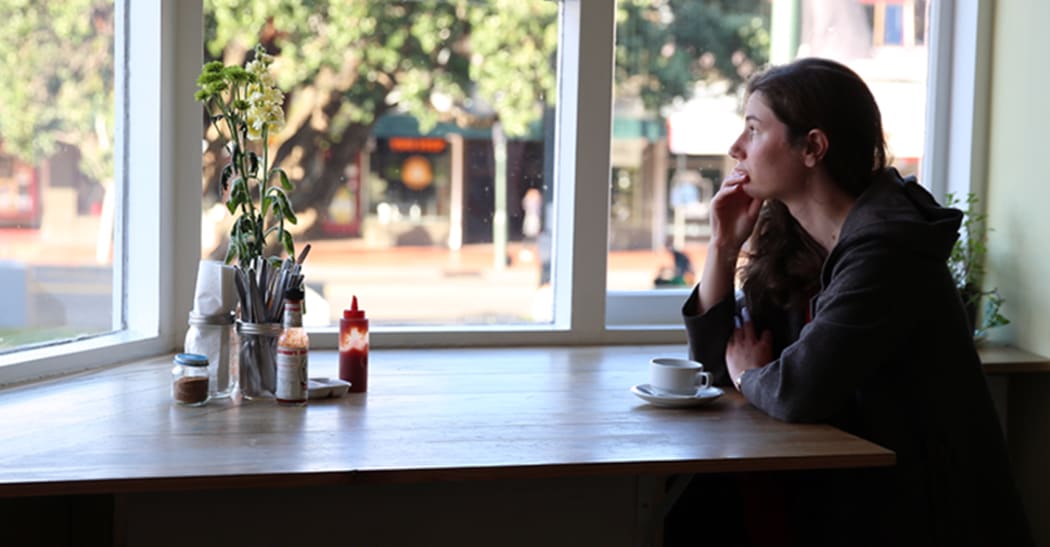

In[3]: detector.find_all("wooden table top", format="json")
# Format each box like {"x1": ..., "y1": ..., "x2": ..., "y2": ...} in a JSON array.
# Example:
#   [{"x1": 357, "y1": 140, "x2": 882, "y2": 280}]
[
  {"x1": 0, "y1": 345, "x2": 894, "y2": 498},
  {"x1": 978, "y1": 344, "x2": 1050, "y2": 374}
]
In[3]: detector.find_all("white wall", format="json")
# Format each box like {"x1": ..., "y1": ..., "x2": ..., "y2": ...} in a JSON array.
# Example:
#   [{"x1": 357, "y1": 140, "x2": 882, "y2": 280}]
[
  {"x1": 985, "y1": 0, "x2": 1050, "y2": 352},
  {"x1": 985, "y1": 1, "x2": 1050, "y2": 544}
]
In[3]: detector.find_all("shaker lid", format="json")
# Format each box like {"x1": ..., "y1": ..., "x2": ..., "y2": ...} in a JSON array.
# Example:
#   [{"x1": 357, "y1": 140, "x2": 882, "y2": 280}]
[
  {"x1": 174, "y1": 353, "x2": 209, "y2": 367},
  {"x1": 285, "y1": 286, "x2": 304, "y2": 301}
]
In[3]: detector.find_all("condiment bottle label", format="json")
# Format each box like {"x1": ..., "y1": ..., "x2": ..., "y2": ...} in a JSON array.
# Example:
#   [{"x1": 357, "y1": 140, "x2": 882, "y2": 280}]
[{"x1": 276, "y1": 348, "x2": 308, "y2": 401}]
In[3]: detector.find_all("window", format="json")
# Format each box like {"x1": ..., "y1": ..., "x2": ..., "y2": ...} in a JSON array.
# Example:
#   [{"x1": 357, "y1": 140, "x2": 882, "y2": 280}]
[
  {"x1": 202, "y1": 1, "x2": 565, "y2": 334},
  {"x1": 196, "y1": 1, "x2": 660, "y2": 346},
  {"x1": 606, "y1": 0, "x2": 933, "y2": 328},
  {"x1": 0, "y1": 1, "x2": 191, "y2": 384},
  {"x1": 0, "y1": 3, "x2": 117, "y2": 354},
  {"x1": 0, "y1": 0, "x2": 986, "y2": 384}
]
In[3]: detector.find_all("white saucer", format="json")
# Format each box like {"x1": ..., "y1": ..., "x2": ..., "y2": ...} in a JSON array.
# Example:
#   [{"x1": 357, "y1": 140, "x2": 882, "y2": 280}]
[
  {"x1": 308, "y1": 377, "x2": 351, "y2": 399},
  {"x1": 630, "y1": 384, "x2": 724, "y2": 408}
]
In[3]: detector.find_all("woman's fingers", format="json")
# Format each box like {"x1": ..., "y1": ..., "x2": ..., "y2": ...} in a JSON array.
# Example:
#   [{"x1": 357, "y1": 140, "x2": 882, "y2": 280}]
[
  {"x1": 725, "y1": 168, "x2": 749, "y2": 186},
  {"x1": 728, "y1": 322, "x2": 775, "y2": 372}
]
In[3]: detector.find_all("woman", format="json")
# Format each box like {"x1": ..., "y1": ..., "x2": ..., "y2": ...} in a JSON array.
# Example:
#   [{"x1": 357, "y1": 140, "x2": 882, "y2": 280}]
[{"x1": 678, "y1": 58, "x2": 1032, "y2": 546}]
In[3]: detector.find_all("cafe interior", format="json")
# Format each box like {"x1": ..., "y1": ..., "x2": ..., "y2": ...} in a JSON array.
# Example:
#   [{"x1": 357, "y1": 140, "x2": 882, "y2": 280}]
[{"x1": 1, "y1": 1, "x2": 1048, "y2": 546}]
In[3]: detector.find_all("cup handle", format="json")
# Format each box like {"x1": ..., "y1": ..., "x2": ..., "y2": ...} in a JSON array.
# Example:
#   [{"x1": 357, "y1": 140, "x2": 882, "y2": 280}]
[{"x1": 695, "y1": 371, "x2": 712, "y2": 390}]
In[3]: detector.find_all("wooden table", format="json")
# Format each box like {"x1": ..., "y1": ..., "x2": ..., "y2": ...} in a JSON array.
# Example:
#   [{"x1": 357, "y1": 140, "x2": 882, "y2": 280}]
[
  {"x1": 0, "y1": 345, "x2": 893, "y2": 498},
  {"x1": 979, "y1": 344, "x2": 1050, "y2": 374},
  {"x1": 3, "y1": 345, "x2": 1041, "y2": 494}
]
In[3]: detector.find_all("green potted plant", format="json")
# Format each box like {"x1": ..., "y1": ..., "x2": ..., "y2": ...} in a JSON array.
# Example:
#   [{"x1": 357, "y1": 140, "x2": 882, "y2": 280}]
[
  {"x1": 195, "y1": 45, "x2": 297, "y2": 267},
  {"x1": 195, "y1": 45, "x2": 304, "y2": 398},
  {"x1": 945, "y1": 192, "x2": 1009, "y2": 340}
]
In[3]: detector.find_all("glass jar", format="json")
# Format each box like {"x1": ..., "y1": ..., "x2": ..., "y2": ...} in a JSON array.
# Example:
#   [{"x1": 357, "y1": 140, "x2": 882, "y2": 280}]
[
  {"x1": 236, "y1": 321, "x2": 282, "y2": 400},
  {"x1": 172, "y1": 353, "x2": 210, "y2": 406},
  {"x1": 186, "y1": 311, "x2": 237, "y2": 399}
]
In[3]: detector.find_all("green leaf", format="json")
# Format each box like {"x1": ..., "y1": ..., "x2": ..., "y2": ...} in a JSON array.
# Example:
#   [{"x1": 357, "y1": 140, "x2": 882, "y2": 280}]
[
  {"x1": 227, "y1": 177, "x2": 249, "y2": 210},
  {"x1": 219, "y1": 164, "x2": 233, "y2": 198},
  {"x1": 246, "y1": 152, "x2": 260, "y2": 177},
  {"x1": 281, "y1": 229, "x2": 295, "y2": 256},
  {"x1": 265, "y1": 187, "x2": 294, "y2": 223},
  {"x1": 273, "y1": 168, "x2": 293, "y2": 191}
]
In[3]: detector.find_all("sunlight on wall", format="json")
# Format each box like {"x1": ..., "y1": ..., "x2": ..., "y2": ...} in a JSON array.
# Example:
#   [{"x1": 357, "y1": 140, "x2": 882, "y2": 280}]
[{"x1": 985, "y1": 0, "x2": 1050, "y2": 355}]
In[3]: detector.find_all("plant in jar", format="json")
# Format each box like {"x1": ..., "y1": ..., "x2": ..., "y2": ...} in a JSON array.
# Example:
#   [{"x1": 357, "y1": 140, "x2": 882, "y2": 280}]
[
  {"x1": 195, "y1": 45, "x2": 306, "y2": 398},
  {"x1": 195, "y1": 44, "x2": 296, "y2": 267}
]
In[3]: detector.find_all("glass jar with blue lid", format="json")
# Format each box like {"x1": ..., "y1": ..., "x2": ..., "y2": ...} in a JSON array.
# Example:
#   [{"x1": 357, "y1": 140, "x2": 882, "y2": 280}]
[{"x1": 172, "y1": 353, "x2": 210, "y2": 406}]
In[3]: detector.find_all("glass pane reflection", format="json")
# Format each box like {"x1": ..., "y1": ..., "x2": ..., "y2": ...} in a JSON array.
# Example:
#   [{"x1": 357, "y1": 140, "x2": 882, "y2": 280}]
[{"x1": 201, "y1": 1, "x2": 559, "y2": 327}]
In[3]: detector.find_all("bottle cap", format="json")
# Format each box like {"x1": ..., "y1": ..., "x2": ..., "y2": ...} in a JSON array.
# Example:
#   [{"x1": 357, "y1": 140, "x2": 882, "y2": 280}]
[
  {"x1": 343, "y1": 295, "x2": 366, "y2": 320},
  {"x1": 174, "y1": 353, "x2": 209, "y2": 367},
  {"x1": 285, "y1": 286, "x2": 304, "y2": 301}
]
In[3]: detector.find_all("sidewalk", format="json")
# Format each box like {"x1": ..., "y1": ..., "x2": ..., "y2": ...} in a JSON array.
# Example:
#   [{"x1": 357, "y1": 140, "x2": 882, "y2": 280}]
[{"x1": 2, "y1": 226, "x2": 708, "y2": 326}]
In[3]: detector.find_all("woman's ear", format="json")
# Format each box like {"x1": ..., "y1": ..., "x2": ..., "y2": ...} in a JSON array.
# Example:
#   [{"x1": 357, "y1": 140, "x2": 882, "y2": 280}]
[{"x1": 802, "y1": 129, "x2": 829, "y2": 168}]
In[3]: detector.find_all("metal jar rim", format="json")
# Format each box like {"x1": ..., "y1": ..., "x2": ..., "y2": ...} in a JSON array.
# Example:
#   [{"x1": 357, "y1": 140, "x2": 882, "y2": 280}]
[
  {"x1": 189, "y1": 311, "x2": 236, "y2": 326},
  {"x1": 236, "y1": 321, "x2": 282, "y2": 337}
]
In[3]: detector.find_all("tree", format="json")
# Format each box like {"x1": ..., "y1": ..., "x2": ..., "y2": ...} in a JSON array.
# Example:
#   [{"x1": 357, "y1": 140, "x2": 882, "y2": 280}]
[
  {"x1": 616, "y1": 0, "x2": 769, "y2": 112},
  {"x1": 202, "y1": 1, "x2": 559, "y2": 253},
  {"x1": 202, "y1": 0, "x2": 768, "y2": 254},
  {"x1": 0, "y1": 1, "x2": 769, "y2": 260},
  {"x1": 0, "y1": 1, "x2": 114, "y2": 183},
  {"x1": 0, "y1": 1, "x2": 115, "y2": 260}
]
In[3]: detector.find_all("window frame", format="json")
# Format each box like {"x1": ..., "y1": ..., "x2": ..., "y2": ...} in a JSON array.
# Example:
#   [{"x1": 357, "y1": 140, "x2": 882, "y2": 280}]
[
  {"x1": 921, "y1": 0, "x2": 994, "y2": 203},
  {"x1": 0, "y1": 0, "x2": 989, "y2": 385},
  {"x1": 0, "y1": 0, "x2": 203, "y2": 385}
]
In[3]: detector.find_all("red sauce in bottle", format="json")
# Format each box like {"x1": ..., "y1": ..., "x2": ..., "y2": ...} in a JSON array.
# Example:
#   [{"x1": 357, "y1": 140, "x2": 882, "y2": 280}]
[{"x1": 339, "y1": 295, "x2": 369, "y2": 392}]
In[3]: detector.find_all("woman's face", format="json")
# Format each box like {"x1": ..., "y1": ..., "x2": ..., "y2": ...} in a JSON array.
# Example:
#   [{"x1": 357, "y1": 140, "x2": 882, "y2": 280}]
[{"x1": 728, "y1": 92, "x2": 808, "y2": 200}]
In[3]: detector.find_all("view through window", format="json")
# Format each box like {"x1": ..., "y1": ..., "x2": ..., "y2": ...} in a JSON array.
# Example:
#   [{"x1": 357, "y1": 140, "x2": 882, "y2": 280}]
[
  {"x1": 202, "y1": 1, "x2": 560, "y2": 327},
  {"x1": 0, "y1": 2, "x2": 117, "y2": 353},
  {"x1": 608, "y1": 0, "x2": 929, "y2": 295}
]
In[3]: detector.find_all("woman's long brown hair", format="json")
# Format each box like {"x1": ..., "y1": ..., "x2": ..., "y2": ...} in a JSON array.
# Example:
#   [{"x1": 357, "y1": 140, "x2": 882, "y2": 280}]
[{"x1": 741, "y1": 200, "x2": 826, "y2": 329}]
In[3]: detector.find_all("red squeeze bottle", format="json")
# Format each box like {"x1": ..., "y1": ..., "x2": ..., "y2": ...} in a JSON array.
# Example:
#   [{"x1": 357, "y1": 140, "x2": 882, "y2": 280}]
[{"x1": 339, "y1": 296, "x2": 369, "y2": 393}]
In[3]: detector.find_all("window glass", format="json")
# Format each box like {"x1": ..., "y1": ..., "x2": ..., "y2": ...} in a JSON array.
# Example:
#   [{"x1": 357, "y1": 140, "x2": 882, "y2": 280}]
[
  {"x1": 202, "y1": 1, "x2": 559, "y2": 327},
  {"x1": 608, "y1": 0, "x2": 928, "y2": 296},
  {"x1": 0, "y1": 2, "x2": 117, "y2": 352}
]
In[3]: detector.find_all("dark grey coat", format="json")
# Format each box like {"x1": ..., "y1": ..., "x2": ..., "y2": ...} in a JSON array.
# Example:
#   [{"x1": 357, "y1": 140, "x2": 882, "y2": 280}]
[{"x1": 683, "y1": 170, "x2": 1033, "y2": 546}]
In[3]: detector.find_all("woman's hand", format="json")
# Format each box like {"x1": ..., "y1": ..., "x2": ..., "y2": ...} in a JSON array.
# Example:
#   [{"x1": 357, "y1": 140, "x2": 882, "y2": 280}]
[
  {"x1": 691, "y1": 170, "x2": 764, "y2": 316},
  {"x1": 726, "y1": 317, "x2": 773, "y2": 390},
  {"x1": 709, "y1": 169, "x2": 763, "y2": 253}
]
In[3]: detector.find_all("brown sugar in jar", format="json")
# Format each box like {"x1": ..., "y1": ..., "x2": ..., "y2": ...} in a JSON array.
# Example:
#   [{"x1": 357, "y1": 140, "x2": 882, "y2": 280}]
[{"x1": 172, "y1": 353, "x2": 210, "y2": 406}]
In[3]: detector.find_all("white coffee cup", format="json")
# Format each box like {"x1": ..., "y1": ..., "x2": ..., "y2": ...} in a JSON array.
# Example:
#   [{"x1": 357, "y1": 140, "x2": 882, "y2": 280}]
[{"x1": 649, "y1": 358, "x2": 712, "y2": 396}]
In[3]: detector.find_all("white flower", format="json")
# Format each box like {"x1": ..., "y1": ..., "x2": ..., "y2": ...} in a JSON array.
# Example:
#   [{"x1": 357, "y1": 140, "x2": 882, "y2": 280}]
[{"x1": 243, "y1": 53, "x2": 285, "y2": 140}]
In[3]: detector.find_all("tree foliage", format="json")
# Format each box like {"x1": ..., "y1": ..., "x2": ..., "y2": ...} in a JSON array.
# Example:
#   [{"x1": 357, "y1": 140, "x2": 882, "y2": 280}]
[
  {"x1": 201, "y1": 0, "x2": 769, "y2": 240},
  {"x1": 616, "y1": 0, "x2": 770, "y2": 111},
  {"x1": 202, "y1": 0, "x2": 561, "y2": 242},
  {"x1": 0, "y1": 1, "x2": 769, "y2": 246},
  {"x1": 0, "y1": 0, "x2": 114, "y2": 184}
]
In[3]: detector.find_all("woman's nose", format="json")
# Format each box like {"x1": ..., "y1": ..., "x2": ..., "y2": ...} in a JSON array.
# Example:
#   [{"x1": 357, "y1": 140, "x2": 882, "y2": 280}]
[{"x1": 728, "y1": 136, "x2": 744, "y2": 160}]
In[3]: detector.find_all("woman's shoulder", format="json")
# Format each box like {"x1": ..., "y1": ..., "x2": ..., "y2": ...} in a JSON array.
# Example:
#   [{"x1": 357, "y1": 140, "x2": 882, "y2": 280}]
[{"x1": 834, "y1": 170, "x2": 961, "y2": 268}]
